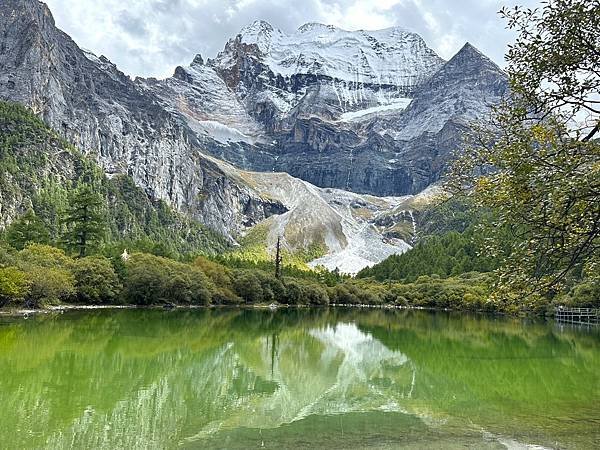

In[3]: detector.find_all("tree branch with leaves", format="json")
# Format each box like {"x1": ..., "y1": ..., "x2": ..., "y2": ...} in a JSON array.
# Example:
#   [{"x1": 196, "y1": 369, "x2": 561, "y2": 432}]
[{"x1": 449, "y1": 0, "x2": 600, "y2": 308}]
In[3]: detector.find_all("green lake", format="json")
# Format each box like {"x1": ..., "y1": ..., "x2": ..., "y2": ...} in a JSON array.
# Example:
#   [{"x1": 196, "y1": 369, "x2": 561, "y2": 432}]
[{"x1": 0, "y1": 308, "x2": 598, "y2": 449}]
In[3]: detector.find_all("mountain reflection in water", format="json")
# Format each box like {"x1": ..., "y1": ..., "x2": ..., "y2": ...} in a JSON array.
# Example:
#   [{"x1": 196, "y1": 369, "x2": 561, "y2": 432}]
[{"x1": 0, "y1": 308, "x2": 598, "y2": 449}]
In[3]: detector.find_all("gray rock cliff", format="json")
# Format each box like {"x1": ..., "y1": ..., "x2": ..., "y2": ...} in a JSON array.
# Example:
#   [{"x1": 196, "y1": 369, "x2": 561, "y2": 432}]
[{"x1": 0, "y1": 0, "x2": 284, "y2": 238}]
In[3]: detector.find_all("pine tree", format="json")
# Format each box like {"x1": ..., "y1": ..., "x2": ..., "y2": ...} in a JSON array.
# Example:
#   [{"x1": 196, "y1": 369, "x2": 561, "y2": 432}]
[
  {"x1": 5, "y1": 209, "x2": 50, "y2": 250},
  {"x1": 62, "y1": 184, "x2": 105, "y2": 258}
]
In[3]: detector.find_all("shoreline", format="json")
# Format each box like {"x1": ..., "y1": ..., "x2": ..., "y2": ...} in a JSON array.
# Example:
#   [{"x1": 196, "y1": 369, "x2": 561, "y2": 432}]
[{"x1": 0, "y1": 302, "x2": 529, "y2": 319}]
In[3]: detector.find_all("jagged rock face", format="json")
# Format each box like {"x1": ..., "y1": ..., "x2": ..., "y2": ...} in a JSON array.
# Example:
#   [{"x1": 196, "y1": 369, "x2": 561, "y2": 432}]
[
  {"x1": 0, "y1": 0, "x2": 284, "y2": 238},
  {"x1": 144, "y1": 21, "x2": 508, "y2": 196},
  {"x1": 376, "y1": 43, "x2": 509, "y2": 141}
]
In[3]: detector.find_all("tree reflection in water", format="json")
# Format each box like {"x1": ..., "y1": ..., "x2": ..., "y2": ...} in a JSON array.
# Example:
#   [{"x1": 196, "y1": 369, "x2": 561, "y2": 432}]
[{"x1": 0, "y1": 308, "x2": 598, "y2": 449}]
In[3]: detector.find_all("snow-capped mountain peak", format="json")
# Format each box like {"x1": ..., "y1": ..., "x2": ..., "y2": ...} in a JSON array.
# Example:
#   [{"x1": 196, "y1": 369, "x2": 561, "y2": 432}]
[
  {"x1": 205, "y1": 19, "x2": 448, "y2": 126},
  {"x1": 238, "y1": 20, "x2": 279, "y2": 54},
  {"x1": 240, "y1": 19, "x2": 275, "y2": 36},
  {"x1": 217, "y1": 20, "x2": 445, "y2": 88}
]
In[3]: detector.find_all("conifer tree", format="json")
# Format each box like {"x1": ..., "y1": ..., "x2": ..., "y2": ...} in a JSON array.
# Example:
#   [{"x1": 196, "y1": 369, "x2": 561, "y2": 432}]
[
  {"x1": 274, "y1": 236, "x2": 283, "y2": 279},
  {"x1": 63, "y1": 184, "x2": 105, "y2": 258},
  {"x1": 5, "y1": 209, "x2": 50, "y2": 250}
]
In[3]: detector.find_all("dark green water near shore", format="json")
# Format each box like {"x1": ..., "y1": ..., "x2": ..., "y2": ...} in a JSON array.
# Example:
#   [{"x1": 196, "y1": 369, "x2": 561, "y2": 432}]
[{"x1": 0, "y1": 308, "x2": 598, "y2": 449}]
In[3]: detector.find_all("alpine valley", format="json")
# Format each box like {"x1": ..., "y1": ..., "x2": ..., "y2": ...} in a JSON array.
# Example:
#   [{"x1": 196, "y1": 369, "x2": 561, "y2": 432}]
[{"x1": 0, "y1": 0, "x2": 508, "y2": 273}]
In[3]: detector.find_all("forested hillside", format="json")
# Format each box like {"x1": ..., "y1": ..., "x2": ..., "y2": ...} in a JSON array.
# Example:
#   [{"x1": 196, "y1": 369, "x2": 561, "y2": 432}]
[
  {"x1": 0, "y1": 101, "x2": 228, "y2": 257},
  {"x1": 357, "y1": 227, "x2": 498, "y2": 282}
]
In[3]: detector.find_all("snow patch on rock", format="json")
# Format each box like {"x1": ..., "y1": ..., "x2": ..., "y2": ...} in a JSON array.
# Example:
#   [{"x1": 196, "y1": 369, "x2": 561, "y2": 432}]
[
  {"x1": 190, "y1": 120, "x2": 255, "y2": 144},
  {"x1": 308, "y1": 189, "x2": 412, "y2": 274},
  {"x1": 339, "y1": 98, "x2": 412, "y2": 121},
  {"x1": 138, "y1": 63, "x2": 265, "y2": 144},
  {"x1": 81, "y1": 48, "x2": 101, "y2": 64}
]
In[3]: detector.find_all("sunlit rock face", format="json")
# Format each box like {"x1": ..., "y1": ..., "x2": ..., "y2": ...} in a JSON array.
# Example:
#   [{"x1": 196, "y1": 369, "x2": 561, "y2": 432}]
[{"x1": 210, "y1": 160, "x2": 415, "y2": 273}]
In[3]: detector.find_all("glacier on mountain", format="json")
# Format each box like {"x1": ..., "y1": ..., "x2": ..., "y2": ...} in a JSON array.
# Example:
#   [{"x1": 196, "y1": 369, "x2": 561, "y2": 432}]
[
  {"x1": 235, "y1": 20, "x2": 444, "y2": 91},
  {"x1": 339, "y1": 98, "x2": 412, "y2": 122}
]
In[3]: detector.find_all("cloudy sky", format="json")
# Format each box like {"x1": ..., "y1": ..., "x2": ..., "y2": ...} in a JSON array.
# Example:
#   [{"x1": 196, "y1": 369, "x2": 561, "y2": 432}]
[{"x1": 44, "y1": 0, "x2": 541, "y2": 79}]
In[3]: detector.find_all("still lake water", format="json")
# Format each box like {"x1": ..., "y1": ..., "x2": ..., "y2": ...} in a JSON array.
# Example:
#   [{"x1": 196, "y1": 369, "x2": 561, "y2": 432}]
[{"x1": 0, "y1": 308, "x2": 598, "y2": 449}]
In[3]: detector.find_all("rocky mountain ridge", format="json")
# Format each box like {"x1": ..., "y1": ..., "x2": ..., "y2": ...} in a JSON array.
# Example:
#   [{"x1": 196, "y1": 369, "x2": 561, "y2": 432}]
[
  {"x1": 144, "y1": 19, "x2": 507, "y2": 196},
  {"x1": 209, "y1": 20, "x2": 444, "y2": 114},
  {"x1": 0, "y1": 0, "x2": 284, "y2": 240},
  {"x1": 0, "y1": 1, "x2": 506, "y2": 272}
]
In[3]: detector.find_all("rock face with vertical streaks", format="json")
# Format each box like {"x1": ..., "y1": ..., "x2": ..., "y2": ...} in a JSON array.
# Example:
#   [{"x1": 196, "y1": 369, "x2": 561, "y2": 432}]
[{"x1": 0, "y1": 0, "x2": 285, "y2": 239}]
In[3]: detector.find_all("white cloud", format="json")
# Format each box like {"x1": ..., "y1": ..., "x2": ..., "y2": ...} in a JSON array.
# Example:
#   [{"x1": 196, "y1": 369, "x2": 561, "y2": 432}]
[
  {"x1": 44, "y1": 0, "x2": 542, "y2": 78},
  {"x1": 320, "y1": 1, "x2": 402, "y2": 30}
]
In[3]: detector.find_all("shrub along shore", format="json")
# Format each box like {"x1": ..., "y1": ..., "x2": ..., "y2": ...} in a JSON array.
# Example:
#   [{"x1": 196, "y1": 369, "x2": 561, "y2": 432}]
[{"x1": 0, "y1": 242, "x2": 556, "y2": 316}]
